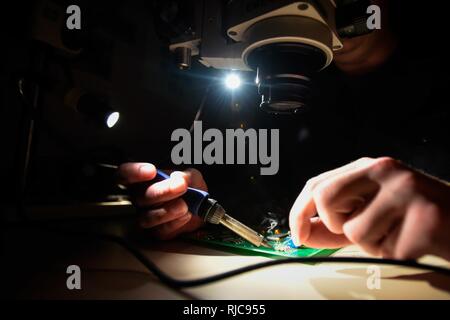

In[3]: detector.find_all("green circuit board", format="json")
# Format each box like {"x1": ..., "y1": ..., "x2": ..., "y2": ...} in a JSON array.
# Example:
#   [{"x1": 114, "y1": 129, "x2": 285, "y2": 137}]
[{"x1": 185, "y1": 227, "x2": 339, "y2": 258}]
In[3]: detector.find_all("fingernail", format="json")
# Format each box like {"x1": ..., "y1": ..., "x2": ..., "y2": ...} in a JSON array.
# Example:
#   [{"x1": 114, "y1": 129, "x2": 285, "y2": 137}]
[
  {"x1": 139, "y1": 164, "x2": 154, "y2": 176},
  {"x1": 291, "y1": 235, "x2": 301, "y2": 247},
  {"x1": 169, "y1": 173, "x2": 186, "y2": 191},
  {"x1": 170, "y1": 171, "x2": 186, "y2": 180}
]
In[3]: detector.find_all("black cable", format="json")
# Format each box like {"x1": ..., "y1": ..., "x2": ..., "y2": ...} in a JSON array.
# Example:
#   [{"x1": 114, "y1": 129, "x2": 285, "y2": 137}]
[
  {"x1": 189, "y1": 84, "x2": 211, "y2": 132},
  {"x1": 45, "y1": 227, "x2": 450, "y2": 288},
  {"x1": 103, "y1": 233, "x2": 450, "y2": 288},
  {"x1": 6, "y1": 223, "x2": 450, "y2": 289}
]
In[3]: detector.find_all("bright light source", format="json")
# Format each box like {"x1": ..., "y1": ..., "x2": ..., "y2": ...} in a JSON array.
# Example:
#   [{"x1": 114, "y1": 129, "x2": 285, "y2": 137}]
[
  {"x1": 106, "y1": 111, "x2": 120, "y2": 128},
  {"x1": 224, "y1": 73, "x2": 241, "y2": 90}
]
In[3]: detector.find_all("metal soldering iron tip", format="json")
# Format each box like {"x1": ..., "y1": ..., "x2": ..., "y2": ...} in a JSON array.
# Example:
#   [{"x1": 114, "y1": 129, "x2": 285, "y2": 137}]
[{"x1": 260, "y1": 239, "x2": 272, "y2": 249}]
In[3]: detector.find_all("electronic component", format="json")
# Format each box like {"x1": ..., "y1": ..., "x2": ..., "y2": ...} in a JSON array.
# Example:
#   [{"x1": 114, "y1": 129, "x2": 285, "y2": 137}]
[{"x1": 185, "y1": 227, "x2": 338, "y2": 258}]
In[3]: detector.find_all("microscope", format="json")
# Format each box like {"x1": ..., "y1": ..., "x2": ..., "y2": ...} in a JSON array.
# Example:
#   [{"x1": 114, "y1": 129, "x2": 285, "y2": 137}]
[{"x1": 155, "y1": 0, "x2": 376, "y2": 113}]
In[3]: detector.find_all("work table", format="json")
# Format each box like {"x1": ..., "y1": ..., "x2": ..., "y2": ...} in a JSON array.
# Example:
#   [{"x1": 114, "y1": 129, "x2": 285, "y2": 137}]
[{"x1": 4, "y1": 220, "x2": 450, "y2": 299}]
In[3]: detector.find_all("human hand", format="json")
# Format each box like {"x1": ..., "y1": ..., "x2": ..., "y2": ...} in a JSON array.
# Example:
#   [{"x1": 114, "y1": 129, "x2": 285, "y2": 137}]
[
  {"x1": 117, "y1": 163, "x2": 207, "y2": 240},
  {"x1": 289, "y1": 157, "x2": 450, "y2": 260}
]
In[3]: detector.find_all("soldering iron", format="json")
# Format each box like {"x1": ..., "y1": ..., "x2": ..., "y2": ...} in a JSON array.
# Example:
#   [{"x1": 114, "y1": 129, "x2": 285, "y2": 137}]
[
  {"x1": 154, "y1": 170, "x2": 272, "y2": 249},
  {"x1": 101, "y1": 161, "x2": 272, "y2": 249}
]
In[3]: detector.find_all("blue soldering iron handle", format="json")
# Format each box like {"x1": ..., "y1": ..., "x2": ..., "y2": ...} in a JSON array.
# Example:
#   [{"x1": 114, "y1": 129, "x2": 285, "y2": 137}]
[{"x1": 155, "y1": 170, "x2": 209, "y2": 215}]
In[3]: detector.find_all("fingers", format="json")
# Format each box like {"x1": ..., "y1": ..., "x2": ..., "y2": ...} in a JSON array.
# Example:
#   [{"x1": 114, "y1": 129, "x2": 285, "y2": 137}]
[
  {"x1": 130, "y1": 168, "x2": 207, "y2": 207},
  {"x1": 289, "y1": 180, "x2": 317, "y2": 246},
  {"x1": 302, "y1": 217, "x2": 352, "y2": 248},
  {"x1": 151, "y1": 215, "x2": 204, "y2": 240},
  {"x1": 289, "y1": 157, "x2": 408, "y2": 248},
  {"x1": 312, "y1": 158, "x2": 395, "y2": 234},
  {"x1": 183, "y1": 168, "x2": 208, "y2": 191},
  {"x1": 290, "y1": 156, "x2": 449, "y2": 261},
  {"x1": 177, "y1": 215, "x2": 204, "y2": 233},
  {"x1": 139, "y1": 198, "x2": 189, "y2": 229},
  {"x1": 149, "y1": 213, "x2": 193, "y2": 240},
  {"x1": 289, "y1": 157, "x2": 376, "y2": 246},
  {"x1": 117, "y1": 162, "x2": 156, "y2": 185},
  {"x1": 391, "y1": 199, "x2": 442, "y2": 260},
  {"x1": 313, "y1": 175, "x2": 378, "y2": 234},
  {"x1": 343, "y1": 171, "x2": 444, "y2": 259},
  {"x1": 120, "y1": 165, "x2": 208, "y2": 240},
  {"x1": 135, "y1": 171, "x2": 188, "y2": 207},
  {"x1": 342, "y1": 188, "x2": 403, "y2": 256},
  {"x1": 379, "y1": 223, "x2": 401, "y2": 258}
]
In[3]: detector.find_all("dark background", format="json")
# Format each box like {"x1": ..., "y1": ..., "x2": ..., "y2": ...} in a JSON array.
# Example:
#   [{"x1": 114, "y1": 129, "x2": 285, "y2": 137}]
[{"x1": 1, "y1": 0, "x2": 449, "y2": 226}]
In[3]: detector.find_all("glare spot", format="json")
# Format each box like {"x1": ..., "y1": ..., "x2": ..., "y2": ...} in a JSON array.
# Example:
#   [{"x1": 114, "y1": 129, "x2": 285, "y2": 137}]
[
  {"x1": 106, "y1": 112, "x2": 120, "y2": 128},
  {"x1": 225, "y1": 73, "x2": 241, "y2": 90}
]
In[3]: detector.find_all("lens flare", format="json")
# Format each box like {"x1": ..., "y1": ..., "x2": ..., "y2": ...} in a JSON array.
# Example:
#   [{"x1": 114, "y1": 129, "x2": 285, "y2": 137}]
[
  {"x1": 106, "y1": 111, "x2": 120, "y2": 128},
  {"x1": 224, "y1": 73, "x2": 241, "y2": 90}
]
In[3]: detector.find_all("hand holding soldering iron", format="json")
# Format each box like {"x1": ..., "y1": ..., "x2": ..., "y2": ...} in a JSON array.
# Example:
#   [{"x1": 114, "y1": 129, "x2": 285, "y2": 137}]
[{"x1": 117, "y1": 163, "x2": 206, "y2": 240}]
